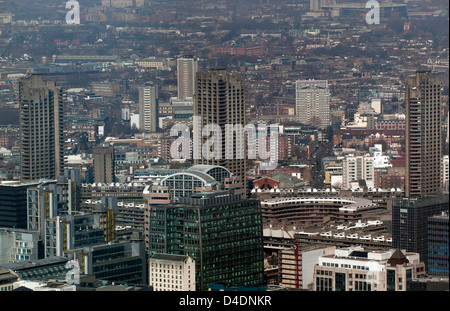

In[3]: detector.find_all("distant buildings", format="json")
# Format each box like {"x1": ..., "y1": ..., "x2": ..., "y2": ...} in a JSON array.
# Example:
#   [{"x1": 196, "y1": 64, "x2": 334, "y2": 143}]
[
  {"x1": 135, "y1": 58, "x2": 166, "y2": 70},
  {"x1": 19, "y1": 74, "x2": 65, "y2": 181},
  {"x1": 296, "y1": 79, "x2": 330, "y2": 129},
  {"x1": 211, "y1": 44, "x2": 265, "y2": 57},
  {"x1": 102, "y1": 0, "x2": 144, "y2": 8}
]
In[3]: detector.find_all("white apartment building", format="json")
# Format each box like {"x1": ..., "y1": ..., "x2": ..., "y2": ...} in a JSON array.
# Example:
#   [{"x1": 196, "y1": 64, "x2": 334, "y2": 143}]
[
  {"x1": 149, "y1": 254, "x2": 196, "y2": 291},
  {"x1": 313, "y1": 246, "x2": 426, "y2": 291},
  {"x1": 296, "y1": 79, "x2": 330, "y2": 129},
  {"x1": 138, "y1": 82, "x2": 159, "y2": 132},
  {"x1": 342, "y1": 154, "x2": 374, "y2": 189},
  {"x1": 177, "y1": 57, "x2": 198, "y2": 100}
]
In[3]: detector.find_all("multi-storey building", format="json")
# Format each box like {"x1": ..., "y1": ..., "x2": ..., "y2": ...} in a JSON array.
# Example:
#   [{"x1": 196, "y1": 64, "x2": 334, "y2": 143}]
[
  {"x1": 149, "y1": 254, "x2": 196, "y2": 291},
  {"x1": 19, "y1": 74, "x2": 66, "y2": 181},
  {"x1": 313, "y1": 247, "x2": 426, "y2": 291},
  {"x1": 80, "y1": 182, "x2": 146, "y2": 203},
  {"x1": 427, "y1": 211, "x2": 449, "y2": 277},
  {"x1": 296, "y1": 79, "x2": 330, "y2": 129},
  {"x1": 93, "y1": 143, "x2": 115, "y2": 184},
  {"x1": 65, "y1": 232, "x2": 147, "y2": 286},
  {"x1": 0, "y1": 228, "x2": 41, "y2": 264},
  {"x1": 342, "y1": 154, "x2": 375, "y2": 189},
  {"x1": 0, "y1": 180, "x2": 41, "y2": 230},
  {"x1": 278, "y1": 245, "x2": 334, "y2": 290},
  {"x1": 45, "y1": 211, "x2": 106, "y2": 258},
  {"x1": 27, "y1": 172, "x2": 82, "y2": 244},
  {"x1": 405, "y1": 70, "x2": 442, "y2": 197},
  {"x1": 392, "y1": 195, "x2": 449, "y2": 269},
  {"x1": 147, "y1": 191, "x2": 264, "y2": 291},
  {"x1": 193, "y1": 68, "x2": 247, "y2": 195},
  {"x1": 138, "y1": 82, "x2": 159, "y2": 133},
  {"x1": 261, "y1": 196, "x2": 379, "y2": 227},
  {"x1": 177, "y1": 56, "x2": 198, "y2": 100}
]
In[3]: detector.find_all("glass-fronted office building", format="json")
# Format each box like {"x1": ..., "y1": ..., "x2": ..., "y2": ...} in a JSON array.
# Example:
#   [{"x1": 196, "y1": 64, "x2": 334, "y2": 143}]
[{"x1": 148, "y1": 191, "x2": 264, "y2": 291}]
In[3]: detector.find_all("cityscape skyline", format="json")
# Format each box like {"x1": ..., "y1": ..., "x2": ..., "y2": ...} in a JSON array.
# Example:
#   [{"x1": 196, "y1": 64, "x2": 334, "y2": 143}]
[{"x1": 0, "y1": 0, "x2": 448, "y2": 298}]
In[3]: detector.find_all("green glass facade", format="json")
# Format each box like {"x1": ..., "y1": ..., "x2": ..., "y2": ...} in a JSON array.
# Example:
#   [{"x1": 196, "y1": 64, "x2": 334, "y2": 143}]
[{"x1": 148, "y1": 192, "x2": 264, "y2": 291}]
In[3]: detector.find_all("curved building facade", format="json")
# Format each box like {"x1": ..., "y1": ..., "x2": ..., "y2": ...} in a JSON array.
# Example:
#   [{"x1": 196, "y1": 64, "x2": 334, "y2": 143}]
[{"x1": 261, "y1": 196, "x2": 378, "y2": 226}]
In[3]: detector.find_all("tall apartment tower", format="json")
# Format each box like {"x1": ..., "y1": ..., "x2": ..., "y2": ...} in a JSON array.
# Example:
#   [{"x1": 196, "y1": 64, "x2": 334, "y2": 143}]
[
  {"x1": 19, "y1": 74, "x2": 65, "y2": 181},
  {"x1": 138, "y1": 82, "x2": 159, "y2": 132},
  {"x1": 177, "y1": 56, "x2": 198, "y2": 100},
  {"x1": 93, "y1": 143, "x2": 115, "y2": 184},
  {"x1": 405, "y1": 70, "x2": 442, "y2": 197},
  {"x1": 193, "y1": 68, "x2": 247, "y2": 194},
  {"x1": 296, "y1": 79, "x2": 330, "y2": 129}
]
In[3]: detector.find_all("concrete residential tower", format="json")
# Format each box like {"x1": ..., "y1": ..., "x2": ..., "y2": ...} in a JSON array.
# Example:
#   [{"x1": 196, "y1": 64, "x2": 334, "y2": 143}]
[
  {"x1": 93, "y1": 143, "x2": 115, "y2": 183},
  {"x1": 193, "y1": 68, "x2": 247, "y2": 194},
  {"x1": 19, "y1": 74, "x2": 66, "y2": 181},
  {"x1": 296, "y1": 79, "x2": 330, "y2": 129},
  {"x1": 405, "y1": 71, "x2": 442, "y2": 197}
]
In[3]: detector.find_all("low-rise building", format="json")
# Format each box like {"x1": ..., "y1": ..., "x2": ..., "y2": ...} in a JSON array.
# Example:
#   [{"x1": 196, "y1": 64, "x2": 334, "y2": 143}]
[
  {"x1": 0, "y1": 267, "x2": 18, "y2": 291},
  {"x1": 278, "y1": 245, "x2": 335, "y2": 290},
  {"x1": 313, "y1": 247, "x2": 426, "y2": 291},
  {"x1": 149, "y1": 254, "x2": 195, "y2": 291}
]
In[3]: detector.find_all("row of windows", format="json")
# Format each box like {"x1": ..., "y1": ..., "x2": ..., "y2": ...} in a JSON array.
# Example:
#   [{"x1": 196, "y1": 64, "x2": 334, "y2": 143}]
[
  {"x1": 322, "y1": 262, "x2": 370, "y2": 270},
  {"x1": 150, "y1": 278, "x2": 190, "y2": 284},
  {"x1": 150, "y1": 263, "x2": 184, "y2": 269},
  {"x1": 150, "y1": 270, "x2": 183, "y2": 275}
]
